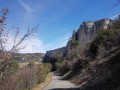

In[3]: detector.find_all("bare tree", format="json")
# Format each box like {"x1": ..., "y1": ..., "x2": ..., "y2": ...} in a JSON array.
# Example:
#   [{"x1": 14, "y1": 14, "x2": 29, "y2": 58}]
[{"x1": 0, "y1": 8, "x2": 38, "y2": 83}]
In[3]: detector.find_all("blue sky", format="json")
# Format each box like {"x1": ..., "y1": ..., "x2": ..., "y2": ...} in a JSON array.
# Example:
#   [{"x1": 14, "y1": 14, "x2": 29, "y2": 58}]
[{"x1": 0, "y1": 0, "x2": 120, "y2": 53}]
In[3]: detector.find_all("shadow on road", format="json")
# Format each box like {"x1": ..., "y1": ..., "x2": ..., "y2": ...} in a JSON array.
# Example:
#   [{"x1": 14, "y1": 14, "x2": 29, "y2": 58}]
[{"x1": 50, "y1": 88, "x2": 80, "y2": 90}]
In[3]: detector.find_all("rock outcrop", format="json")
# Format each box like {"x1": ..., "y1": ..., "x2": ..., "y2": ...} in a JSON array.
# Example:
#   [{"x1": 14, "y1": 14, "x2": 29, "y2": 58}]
[
  {"x1": 43, "y1": 17, "x2": 119, "y2": 61},
  {"x1": 45, "y1": 47, "x2": 67, "y2": 58},
  {"x1": 71, "y1": 18, "x2": 112, "y2": 44},
  {"x1": 43, "y1": 47, "x2": 67, "y2": 71}
]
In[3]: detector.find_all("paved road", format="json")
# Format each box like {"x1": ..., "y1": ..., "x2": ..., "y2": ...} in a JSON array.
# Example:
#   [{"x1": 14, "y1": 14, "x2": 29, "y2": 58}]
[{"x1": 44, "y1": 72, "x2": 80, "y2": 90}]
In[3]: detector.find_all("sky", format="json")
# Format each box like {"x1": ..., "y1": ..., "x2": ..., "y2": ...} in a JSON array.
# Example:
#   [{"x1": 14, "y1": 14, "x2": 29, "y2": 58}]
[{"x1": 0, "y1": 0, "x2": 120, "y2": 53}]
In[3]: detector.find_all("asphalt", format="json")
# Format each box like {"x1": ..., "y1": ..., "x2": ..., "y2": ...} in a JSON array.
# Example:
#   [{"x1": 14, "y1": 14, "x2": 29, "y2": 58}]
[{"x1": 43, "y1": 72, "x2": 80, "y2": 90}]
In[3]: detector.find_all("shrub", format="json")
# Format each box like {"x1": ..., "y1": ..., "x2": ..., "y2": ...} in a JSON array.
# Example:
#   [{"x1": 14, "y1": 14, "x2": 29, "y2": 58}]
[
  {"x1": 71, "y1": 59, "x2": 88, "y2": 71},
  {"x1": 0, "y1": 60, "x2": 19, "y2": 84},
  {"x1": 0, "y1": 60, "x2": 19, "y2": 90},
  {"x1": 112, "y1": 20, "x2": 120, "y2": 29},
  {"x1": 56, "y1": 60, "x2": 70, "y2": 76},
  {"x1": 71, "y1": 40, "x2": 79, "y2": 48},
  {"x1": 42, "y1": 63, "x2": 52, "y2": 73},
  {"x1": 89, "y1": 29, "x2": 120, "y2": 58},
  {"x1": 0, "y1": 62, "x2": 51, "y2": 90}
]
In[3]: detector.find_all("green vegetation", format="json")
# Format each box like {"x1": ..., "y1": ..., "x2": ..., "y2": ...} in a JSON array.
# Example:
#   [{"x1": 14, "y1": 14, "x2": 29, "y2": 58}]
[
  {"x1": 56, "y1": 61, "x2": 70, "y2": 75},
  {"x1": 42, "y1": 63, "x2": 52, "y2": 73},
  {"x1": 0, "y1": 8, "x2": 50, "y2": 90},
  {"x1": 71, "y1": 40, "x2": 79, "y2": 48},
  {"x1": 89, "y1": 29, "x2": 120, "y2": 58},
  {"x1": 0, "y1": 61, "x2": 52, "y2": 90},
  {"x1": 55, "y1": 20, "x2": 120, "y2": 89}
]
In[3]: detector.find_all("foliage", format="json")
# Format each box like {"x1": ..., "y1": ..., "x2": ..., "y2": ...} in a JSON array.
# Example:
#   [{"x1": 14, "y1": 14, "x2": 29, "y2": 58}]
[
  {"x1": 89, "y1": 29, "x2": 120, "y2": 58},
  {"x1": 55, "y1": 59, "x2": 63, "y2": 69},
  {"x1": 0, "y1": 60, "x2": 19, "y2": 85},
  {"x1": 71, "y1": 59, "x2": 88, "y2": 71},
  {"x1": 1, "y1": 60, "x2": 19, "y2": 75},
  {"x1": 112, "y1": 20, "x2": 120, "y2": 29},
  {"x1": 56, "y1": 59, "x2": 70, "y2": 75},
  {"x1": 71, "y1": 40, "x2": 79, "y2": 48},
  {"x1": 0, "y1": 8, "x2": 39, "y2": 90},
  {"x1": 42, "y1": 63, "x2": 52, "y2": 73},
  {"x1": 0, "y1": 62, "x2": 51, "y2": 90}
]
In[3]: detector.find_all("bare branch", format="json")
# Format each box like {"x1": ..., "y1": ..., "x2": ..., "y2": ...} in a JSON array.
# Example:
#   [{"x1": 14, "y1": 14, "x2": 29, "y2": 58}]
[
  {"x1": 10, "y1": 27, "x2": 20, "y2": 52},
  {"x1": 10, "y1": 25, "x2": 38, "y2": 53}
]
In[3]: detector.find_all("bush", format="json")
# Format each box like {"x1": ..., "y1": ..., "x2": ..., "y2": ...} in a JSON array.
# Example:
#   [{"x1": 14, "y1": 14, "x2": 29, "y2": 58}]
[
  {"x1": 56, "y1": 60, "x2": 70, "y2": 76},
  {"x1": 71, "y1": 40, "x2": 79, "y2": 48},
  {"x1": 0, "y1": 60, "x2": 19, "y2": 90},
  {"x1": 89, "y1": 29, "x2": 120, "y2": 58},
  {"x1": 112, "y1": 20, "x2": 120, "y2": 29},
  {"x1": 35, "y1": 63, "x2": 52, "y2": 84},
  {"x1": 71, "y1": 59, "x2": 88, "y2": 71},
  {"x1": 0, "y1": 60, "x2": 19, "y2": 84},
  {"x1": 0, "y1": 62, "x2": 51, "y2": 90},
  {"x1": 42, "y1": 63, "x2": 52, "y2": 73}
]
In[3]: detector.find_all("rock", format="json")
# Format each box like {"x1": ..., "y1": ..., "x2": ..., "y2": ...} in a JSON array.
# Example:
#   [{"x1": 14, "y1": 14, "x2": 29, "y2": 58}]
[
  {"x1": 77, "y1": 19, "x2": 112, "y2": 43},
  {"x1": 43, "y1": 17, "x2": 117, "y2": 62},
  {"x1": 45, "y1": 47, "x2": 67, "y2": 59},
  {"x1": 72, "y1": 30, "x2": 78, "y2": 41}
]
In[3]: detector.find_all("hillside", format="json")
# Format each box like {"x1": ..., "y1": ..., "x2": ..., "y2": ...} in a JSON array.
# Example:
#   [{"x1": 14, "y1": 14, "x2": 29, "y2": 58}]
[
  {"x1": 43, "y1": 17, "x2": 116, "y2": 61},
  {"x1": 43, "y1": 15, "x2": 120, "y2": 90}
]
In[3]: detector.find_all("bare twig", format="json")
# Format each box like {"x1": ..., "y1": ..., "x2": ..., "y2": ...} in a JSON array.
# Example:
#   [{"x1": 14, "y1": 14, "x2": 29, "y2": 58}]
[{"x1": 10, "y1": 25, "x2": 38, "y2": 53}]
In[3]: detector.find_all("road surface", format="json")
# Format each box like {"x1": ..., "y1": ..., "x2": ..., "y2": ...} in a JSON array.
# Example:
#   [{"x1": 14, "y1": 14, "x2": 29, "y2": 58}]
[{"x1": 44, "y1": 72, "x2": 80, "y2": 90}]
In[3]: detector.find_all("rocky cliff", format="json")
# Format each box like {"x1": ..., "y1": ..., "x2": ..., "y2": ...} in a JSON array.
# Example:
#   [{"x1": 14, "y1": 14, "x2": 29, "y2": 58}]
[
  {"x1": 70, "y1": 18, "x2": 112, "y2": 43},
  {"x1": 45, "y1": 47, "x2": 66, "y2": 58},
  {"x1": 44, "y1": 16, "x2": 120, "y2": 60},
  {"x1": 43, "y1": 47, "x2": 67, "y2": 70}
]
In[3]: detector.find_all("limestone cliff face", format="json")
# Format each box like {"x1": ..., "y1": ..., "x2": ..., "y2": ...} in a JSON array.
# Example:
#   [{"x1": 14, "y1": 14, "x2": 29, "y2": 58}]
[
  {"x1": 75, "y1": 19, "x2": 112, "y2": 43},
  {"x1": 43, "y1": 18, "x2": 115, "y2": 60},
  {"x1": 45, "y1": 47, "x2": 66, "y2": 58}
]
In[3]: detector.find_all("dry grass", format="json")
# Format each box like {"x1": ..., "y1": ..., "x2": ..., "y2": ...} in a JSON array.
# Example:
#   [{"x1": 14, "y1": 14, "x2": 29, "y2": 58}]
[
  {"x1": 19, "y1": 61, "x2": 41, "y2": 68},
  {"x1": 34, "y1": 61, "x2": 42, "y2": 65},
  {"x1": 33, "y1": 73, "x2": 52, "y2": 90},
  {"x1": 19, "y1": 62, "x2": 29, "y2": 68}
]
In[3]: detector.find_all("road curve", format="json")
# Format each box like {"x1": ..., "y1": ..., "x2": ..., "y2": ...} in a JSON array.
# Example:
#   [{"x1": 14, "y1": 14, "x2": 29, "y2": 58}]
[{"x1": 43, "y1": 72, "x2": 80, "y2": 90}]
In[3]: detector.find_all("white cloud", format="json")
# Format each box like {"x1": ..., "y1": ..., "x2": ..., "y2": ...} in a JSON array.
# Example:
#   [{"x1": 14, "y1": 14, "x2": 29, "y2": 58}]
[
  {"x1": 18, "y1": 0, "x2": 33, "y2": 13},
  {"x1": 19, "y1": 37, "x2": 45, "y2": 53},
  {"x1": 18, "y1": 0, "x2": 34, "y2": 23},
  {"x1": 5, "y1": 33, "x2": 45, "y2": 53}
]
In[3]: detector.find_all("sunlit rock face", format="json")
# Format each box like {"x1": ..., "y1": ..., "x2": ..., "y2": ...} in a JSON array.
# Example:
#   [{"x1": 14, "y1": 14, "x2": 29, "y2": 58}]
[
  {"x1": 66, "y1": 38, "x2": 72, "y2": 55},
  {"x1": 65, "y1": 18, "x2": 113, "y2": 56},
  {"x1": 77, "y1": 19, "x2": 112, "y2": 43},
  {"x1": 72, "y1": 30, "x2": 78, "y2": 41},
  {"x1": 43, "y1": 18, "x2": 114, "y2": 60},
  {"x1": 45, "y1": 47, "x2": 67, "y2": 58},
  {"x1": 77, "y1": 21, "x2": 95, "y2": 43}
]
